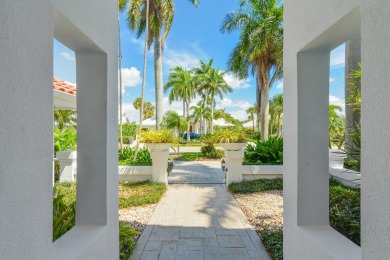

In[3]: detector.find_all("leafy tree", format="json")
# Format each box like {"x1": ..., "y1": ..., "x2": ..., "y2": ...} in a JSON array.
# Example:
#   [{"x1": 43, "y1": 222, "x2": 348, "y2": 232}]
[
  {"x1": 221, "y1": 0, "x2": 283, "y2": 140},
  {"x1": 271, "y1": 94, "x2": 283, "y2": 137},
  {"x1": 164, "y1": 67, "x2": 197, "y2": 140},
  {"x1": 124, "y1": 0, "x2": 199, "y2": 129}
]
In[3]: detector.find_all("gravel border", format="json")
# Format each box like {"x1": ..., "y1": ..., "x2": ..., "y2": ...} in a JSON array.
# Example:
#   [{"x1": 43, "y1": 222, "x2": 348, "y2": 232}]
[
  {"x1": 119, "y1": 204, "x2": 157, "y2": 242},
  {"x1": 232, "y1": 190, "x2": 283, "y2": 232}
]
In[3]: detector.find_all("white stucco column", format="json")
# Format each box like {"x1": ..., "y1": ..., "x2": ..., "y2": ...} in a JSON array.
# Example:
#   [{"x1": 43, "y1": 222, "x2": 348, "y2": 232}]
[
  {"x1": 57, "y1": 151, "x2": 77, "y2": 182},
  {"x1": 224, "y1": 150, "x2": 244, "y2": 185},
  {"x1": 220, "y1": 143, "x2": 245, "y2": 185},
  {"x1": 0, "y1": 2, "x2": 53, "y2": 258},
  {"x1": 147, "y1": 143, "x2": 171, "y2": 185}
]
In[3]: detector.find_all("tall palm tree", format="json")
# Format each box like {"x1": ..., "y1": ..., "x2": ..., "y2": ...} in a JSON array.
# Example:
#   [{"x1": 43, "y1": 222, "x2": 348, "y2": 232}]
[
  {"x1": 221, "y1": 0, "x2": 283, "y2": 140},
  {"x1": 164, "y1": 67, "x2": 197, "y2": 140},
  {"x1": 133, "y1": 98, "x2": 155, "y2": 120},
  {"x1": 246, "y1": 106, "x2": 256, "y2": 132},
  {"x1": 125, "y1": 0, "x2": 199, "y2": 130},
  {"x1": 190, "y1": 102, "x2": 211, "y2": 135},
  {"x1": 272, "y1": 94, "x2": 283, "y2": 137},
  {"x1": 196, "y1": 67, "x2": 232, "y2": 134}
]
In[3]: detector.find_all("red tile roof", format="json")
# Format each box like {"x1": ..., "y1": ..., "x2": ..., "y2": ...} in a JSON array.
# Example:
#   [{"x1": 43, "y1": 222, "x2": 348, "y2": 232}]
[{"x1": 53, "y1": 78, "x2": 76, "y2": 95}]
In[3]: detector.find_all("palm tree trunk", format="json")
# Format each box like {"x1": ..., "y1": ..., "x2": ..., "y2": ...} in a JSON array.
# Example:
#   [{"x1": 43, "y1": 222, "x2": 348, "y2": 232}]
[
  {"x1": 118, "y1": 14, "x2": 123, "y2": 152},
  {"x1": 154, "y1": 37, "x2": 163, "y2": 129},
  {"x1": 256, "y1": 77, "x2": 261, "y2": 132},
  {"x1": 182, "y1": 100, "x2": 185, "y2": 117},
  {"x1": 186, "y1": 100, "x2": 190, "y2": 141},
  {"x1": 345, "y1": 37, "x2": 361, "y2": 155},
  {"x1": 134, "y1": 0, "x2": 149, "y2": 160},
  {"x1": 277, "y1": 114, "x2": 281, "y2": 137},
  {"x1": 210, "y1": 98, "x2": 214, "y2": 134},
  {"x1": 252, "y1": 113, "x2": 254, "y2": 132},
  {"x1": 260, "y1": 86, "x2": 270, "y2": 140}
]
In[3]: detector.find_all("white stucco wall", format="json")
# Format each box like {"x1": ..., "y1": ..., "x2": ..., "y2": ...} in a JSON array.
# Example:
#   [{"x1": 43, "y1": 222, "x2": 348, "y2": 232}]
[
  {"x1": 284, "y1": 0, "x2": 390, "y2": 258},
  {"x1": 1, "y1": 1, "x2": 118, "y2": 259}
]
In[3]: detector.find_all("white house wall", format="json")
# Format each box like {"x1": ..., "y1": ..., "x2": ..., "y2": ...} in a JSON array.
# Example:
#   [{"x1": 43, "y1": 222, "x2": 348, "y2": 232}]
[
  {"x1": 0, "y1": 0, "x2": 118, "y2": 259},
  {"x1": 284, "y1": 0, "x2": 390, "y2": 259}
]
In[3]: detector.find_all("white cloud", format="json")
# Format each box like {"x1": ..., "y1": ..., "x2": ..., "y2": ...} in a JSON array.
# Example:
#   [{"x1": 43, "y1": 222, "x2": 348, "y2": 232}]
[
  {"x1": 329, "y1": 95, "x2": 345, "y2": 115},
  {"x1": 120, "y1": 67, "x2": 142, "y2": 88},
  {"x1": 275, "y1": 79, "x2": 283, "y2": 89},
  {"x1": 121, "y1": 102, "x2": 139, "y2": 123},
  {"x1": 65, "y1": 81, "x2": 76, "y2": 87},
  {"x1": 164, "y1": 50, "x2": 201, "y2": 70},
  {"x1": 223, "y1": 73, "x2": 252, "y2": 89},
  {"x1": 330, "y1": 44, "x2": 345, "y2": 68},
  {"x1": 60, "y1": 52, "x2": 75, "y2": 61}
]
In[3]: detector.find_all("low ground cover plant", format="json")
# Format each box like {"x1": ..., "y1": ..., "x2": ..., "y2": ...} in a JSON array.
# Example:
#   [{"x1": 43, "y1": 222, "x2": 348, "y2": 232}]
[
  {"x1": 243, "y1": 136, "x2": 283, "y2": 165},
  {"x1": 53, "y1": 181, "x2": 164, "y2": 258},
  {"x1": 229, "y1": 178, "x2": 361, "y2": 258},
  {"x1": 118, "y1": 147, "x2": 152, "y2": 166},
  {"x1": 119, "y1": 181, "x2": 167, "y2": 208}
]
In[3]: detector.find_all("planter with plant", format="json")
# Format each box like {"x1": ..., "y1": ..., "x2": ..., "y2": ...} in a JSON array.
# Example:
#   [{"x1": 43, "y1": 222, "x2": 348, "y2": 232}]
[
  {"x1": 212, "y1": 130, "x2": 248, "y2": 185},
  {"x1": 212, "y1": 130, "x2": 248, "y2": 151},
  {"x1": 140, "y1": 130, "x2": 177, "y2": 184}
]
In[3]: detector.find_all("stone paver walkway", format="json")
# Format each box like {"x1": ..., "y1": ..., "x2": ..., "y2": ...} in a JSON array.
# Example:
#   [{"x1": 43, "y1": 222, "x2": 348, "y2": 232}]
[
  {"x1": 131, "y1": 184, "x2": 270, "y2": 260},
  {"x1": 168, "y1": 161, "x2": 225, "y2": 184}
]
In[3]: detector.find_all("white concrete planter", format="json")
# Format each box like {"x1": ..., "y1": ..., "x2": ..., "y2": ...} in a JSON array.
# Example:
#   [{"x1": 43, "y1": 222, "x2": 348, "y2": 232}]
[
  {"x1": 118, "y1": 166, "x2": 152, "y2": 182},
  {"x1": 56, "y1": 150, "x2": 77, "y2": 182},
  {"x1": 242, "y1": 165, "x2": 283, "y2": 180},
  {"x1": 145, "y1": 143, "x2": 171, "y2": 185},
  {"x1": 220, "y1": 143, "x2": 247, "y2": 151},
  {"x1": 145, "y1": 143, "x2": 171, "y2": 152},
  {"x1": 329, "y1": 167, "x2": 361, "y2": 188}
]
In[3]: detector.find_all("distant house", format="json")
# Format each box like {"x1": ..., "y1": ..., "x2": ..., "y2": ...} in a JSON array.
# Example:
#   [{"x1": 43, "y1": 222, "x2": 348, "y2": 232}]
[{"x1": 53, "y1": 78, "x2": 76, "y2": 110}]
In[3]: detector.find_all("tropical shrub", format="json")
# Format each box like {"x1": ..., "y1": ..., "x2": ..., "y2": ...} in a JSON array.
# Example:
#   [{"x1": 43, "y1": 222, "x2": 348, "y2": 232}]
[
  {"x1": 228, "y1": 178, "x2": 283, "y2": 193},
  {"x1": 329, "y1": 178, "x2": 361, "y2": 246},
  {"x1": 244, "y1": 137, "x2": 283, "y2": 165},
  {"x1": 53, "y1": 182, "x2": 76, "y2": 241},
  {"x1": 211, "y1": 129, "x2": 248, "y2": 143},
  {"x1": 200, "y1": 135, "x2": 224, "y2": 158},
  {"x1": 261, "y1": 229, "x2": 283, "y2": 260},
  {"x1": 120, "y1": 123, "x2": 137, "y2": 137},
  {"x1": 54, "y1": 126, "x2": 77, "y2": 155},
  {"x1": 140, "y1": 129, "x2": 177, "y2": 144},
  {"x1": 119, "y1": 222, "x2": 139, "y2": 260},
  {"x1": 118, "y1": 147, "x2": 152, "y2": 166}
]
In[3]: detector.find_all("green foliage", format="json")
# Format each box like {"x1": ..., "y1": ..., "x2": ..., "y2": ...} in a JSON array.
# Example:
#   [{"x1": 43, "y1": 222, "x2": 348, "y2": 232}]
[
  {"x1": 119, "y1": 222, "x2": 139, "y2": 260},
  {"x1": 140, "y1": 129, "x2": 177, "y2": 144},
  {"x1": 53, "y1": 182, "x2": 76, "y2": 241},
  {"x1": 249, "y1": 131, "x2": 261, "y2": 141},
  {"x1": 54, "y1": 126, "x2": 77, "y2": 155},
  {"x1": 329, "y1": 104, "x2": 345, "y2": 149},
  {"x1": 120, "y1": 123, "x2": 137, "y2": 137},
  {"x1": 244, "y1": 137, "x2": 283, "y2": 165},
  {"x1": 201, "y1": 143, "x2": 224, "y2": 159},
  {"x1": 119, "y1": 181, "x2": 167, "y2": 209},
  {"x1": 118, "y1": 147, "x2": 152, "y2": 166},
  {"x1": 54, "y1": 109, "x2": 76, "y2": 130},
  {"x1": 344, "y1": 124, "x2": 361, "y2": 171},
  {"x1": 176, "y1": 152, "x2": 203, "y2": 161},
  {"x1": 133, "y1": 98, "x2": 155, "y2": 120},
  {"x1": 260, "y1": 229, "x2": 283, "y2": 260},
  {"x1": 329, "y1": 178, "x2": 361, "y2": 246},
  {"x1": 228, "y1": 178, "x2": 283, "y2": 194},
  {"x1": 161, "y1": 111, "x2": 188, "y2": 132},
  {"x1": 211, "y1": 129, "x2": 248, "y2": 143}
]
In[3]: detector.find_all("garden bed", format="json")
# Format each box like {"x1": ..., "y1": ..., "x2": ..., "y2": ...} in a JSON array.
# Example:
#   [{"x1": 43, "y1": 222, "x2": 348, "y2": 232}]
[{"x1": 229, "y1": 178, "x2": 361, "y2": 259}]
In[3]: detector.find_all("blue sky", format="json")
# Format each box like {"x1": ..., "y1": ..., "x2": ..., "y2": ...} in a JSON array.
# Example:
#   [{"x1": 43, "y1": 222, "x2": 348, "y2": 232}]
[{"x1": 54, "y1": 0, "x2": 346, "y2": 122}]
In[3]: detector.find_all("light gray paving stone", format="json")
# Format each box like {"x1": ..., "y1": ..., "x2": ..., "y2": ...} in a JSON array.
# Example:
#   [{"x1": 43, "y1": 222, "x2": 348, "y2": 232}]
[
  {"x1": 217, "y1": 235, "x2": 245, "y2": 248},
  {"x1": 177, "y1": 238, "x2": 203, "y2": 251},
  {"x1": 140, "y1": 250, "x2": 159, "y2": 260},
  {"x1": 135, "y1": 171, "x2": 270, "y2": 260}
]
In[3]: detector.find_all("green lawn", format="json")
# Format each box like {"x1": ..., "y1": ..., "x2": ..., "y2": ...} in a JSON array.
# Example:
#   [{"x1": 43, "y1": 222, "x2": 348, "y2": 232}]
[{"x1": 119, "y1": 181, "x2": 167, "y2": 208}]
